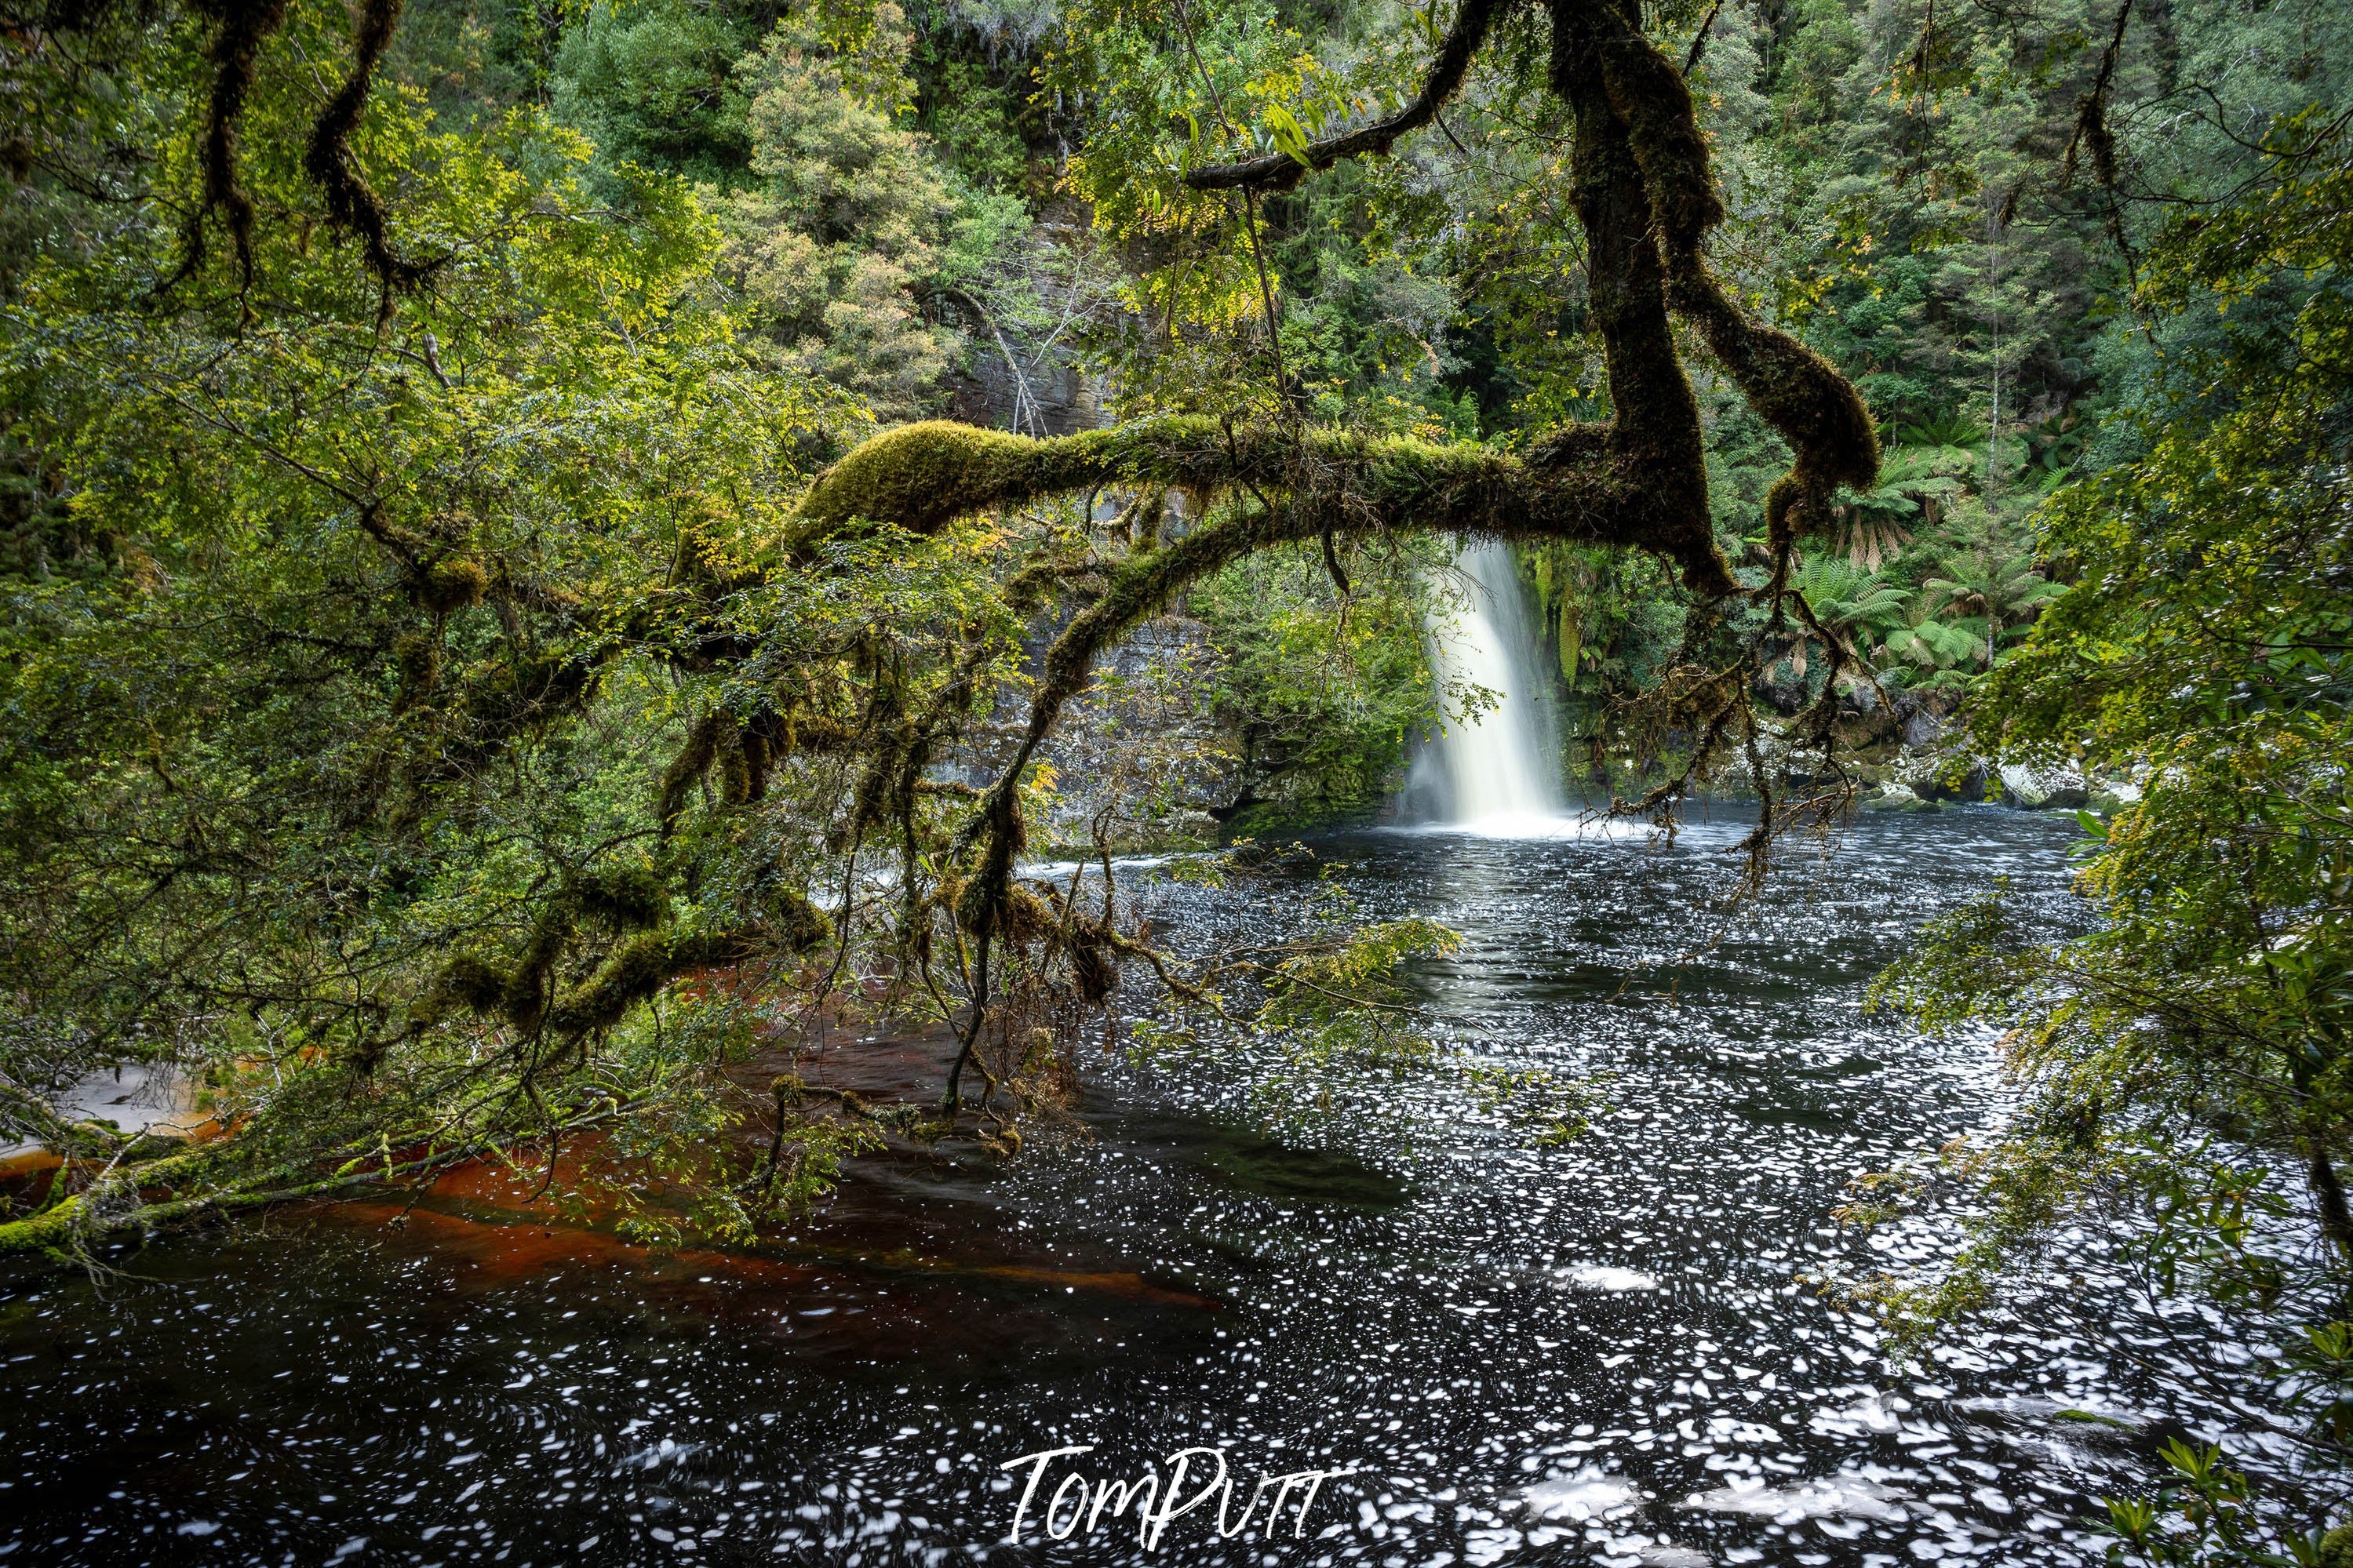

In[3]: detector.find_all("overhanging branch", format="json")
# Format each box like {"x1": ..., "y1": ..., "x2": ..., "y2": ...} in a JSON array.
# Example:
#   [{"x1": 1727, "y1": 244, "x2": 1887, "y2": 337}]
[
  {"x1": 1183, "y1": 0, "x2": 1507, "y2": 193},
  {"x1": 781, "y1": 416, "x2": 1735, "y2": 594}
]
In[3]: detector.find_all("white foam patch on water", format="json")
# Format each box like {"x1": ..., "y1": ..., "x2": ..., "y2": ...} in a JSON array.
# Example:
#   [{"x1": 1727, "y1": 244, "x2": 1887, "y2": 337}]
[
  {"x1": 1811, "y1": 1389, "x2": 1905, "y2": 1434},
  {"x1": 1637, "y1": 1544, "x2": 1712, "y2": 1568},
  {"x1": 1380, "y1": 813, "x2": 1641, "y2": 841},
  {"x1": 617, "y1": 1438, "x2": 704, "y2": 1472},
  {"x1": 1560, "y1": 1263, "x2": 1662, "y2": 1292},
  {"x1": 1452, "y1": 813, "x2": 1608, "y2": 840},
  {"x1": 1523, "y1": 1466, "x2": 1643, "y2": 1521},
  {"x1": 1681, "y1": 1474, "x2": 1912, "y2": 1523}
]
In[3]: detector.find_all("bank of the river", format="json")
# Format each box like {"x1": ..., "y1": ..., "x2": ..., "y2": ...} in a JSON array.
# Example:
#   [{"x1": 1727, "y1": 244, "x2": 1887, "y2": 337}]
[
  {"x1": 2, "y1": 809, "x2": 2283, "y2": 1566},
  {"x1": 993, "y1": 604, "x2": 2122, "y2": 857}
]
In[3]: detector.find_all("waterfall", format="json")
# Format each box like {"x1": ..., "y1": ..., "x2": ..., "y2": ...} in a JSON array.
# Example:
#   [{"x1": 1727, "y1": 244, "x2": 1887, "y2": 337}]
[{"x1": 1408, "y1": 541, "x2": 1566, "y2": 828}]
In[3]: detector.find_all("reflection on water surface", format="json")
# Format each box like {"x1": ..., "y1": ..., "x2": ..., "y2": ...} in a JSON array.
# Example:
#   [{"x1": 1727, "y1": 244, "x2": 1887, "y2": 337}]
[{"x1": 4, "y1": 808, "x2": 2212, "y2": 1566}]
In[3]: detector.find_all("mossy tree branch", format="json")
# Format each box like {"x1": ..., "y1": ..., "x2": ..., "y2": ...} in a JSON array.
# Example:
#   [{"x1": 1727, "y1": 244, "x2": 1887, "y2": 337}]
[
  {"x1": 1178, "y1": 0, "x2": 1879, "y2": 598},
  {"x1": 0, "y1": 1098, "x2": 664, "y2": 1258},
  {"x1": 1179, "y1": 0, "x2": 1507, "y2": 194},
  {"x1": 782, "y1": 417, "x2": 1737, "y2": 595}
]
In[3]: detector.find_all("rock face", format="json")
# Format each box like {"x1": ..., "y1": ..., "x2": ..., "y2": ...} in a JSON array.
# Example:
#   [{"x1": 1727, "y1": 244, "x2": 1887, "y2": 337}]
[
  {"x1": 946, "y1": 347, "x2": 1112, "y2": 438},
  {"x1": 940, "y1": 216, "x2": 1118, "y2": 442},
  {"x1": 1901, "y1": 704, "x2": 1948, "y2": 751},
  {"x1": 1806, "y1": 682, "x2": 2140, "y2": 817},
  {"x1": 1998, "y1": 759, "x2": 2091, "y2": 811},
  {"x1": 944, "y1": 614, "x2": 1247, "y2": 854}
]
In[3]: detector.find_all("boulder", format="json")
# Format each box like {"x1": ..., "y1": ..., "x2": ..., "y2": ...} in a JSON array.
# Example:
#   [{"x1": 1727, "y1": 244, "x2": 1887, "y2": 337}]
[
  {"x1": 1901, "y1": 706, "x2": 1947, "y2": 749},
  {"x1": 1917, "y1": 758, "x2": 1989, "y2": 802},
  {"x1": 1998, "y1": 760, "x2": 2091, "y2": 811},
  {"x1": 1859, "y1": 781, "x2": 1936, "y2": 813}
]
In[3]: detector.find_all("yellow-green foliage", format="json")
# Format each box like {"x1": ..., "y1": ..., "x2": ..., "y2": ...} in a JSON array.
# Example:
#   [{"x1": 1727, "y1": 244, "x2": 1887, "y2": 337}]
[{"x1": 713, "y1": 7, "x2": 982, "y2": 417}]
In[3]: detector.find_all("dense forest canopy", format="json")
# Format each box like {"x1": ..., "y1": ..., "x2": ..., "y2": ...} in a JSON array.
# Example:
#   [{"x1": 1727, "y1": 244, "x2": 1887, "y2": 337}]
[{"x1": 5, "y1": 0, "x2": 2353, "y2": 1535}]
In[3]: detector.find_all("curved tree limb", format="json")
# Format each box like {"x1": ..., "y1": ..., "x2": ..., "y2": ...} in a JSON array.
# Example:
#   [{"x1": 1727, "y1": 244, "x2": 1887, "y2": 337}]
[
  {"x1": 167, "y1": 0, "x2": 292, "y2": 293},
  {"x1": 304, "y1": 0, "x2": 439, "y2": 296},
  {"x1": 1182, "y1": 0, "x2": 1508, "y2": 193},
  {"x1": 1583, "y1": 4, "x2": 1877, "y2": 558},
  {"x1": 782, "y1": 416, "x2": 1735, "y2": 595},
  {"x1": 1165, "y1": 0, "x2": 1876, "y2": 595}
]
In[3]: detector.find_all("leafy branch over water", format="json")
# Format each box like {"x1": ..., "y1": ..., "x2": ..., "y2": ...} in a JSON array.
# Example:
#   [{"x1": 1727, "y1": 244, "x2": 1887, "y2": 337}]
[{"x1": 0, "y1": 0, "x2": 1880, "y2": 1258}]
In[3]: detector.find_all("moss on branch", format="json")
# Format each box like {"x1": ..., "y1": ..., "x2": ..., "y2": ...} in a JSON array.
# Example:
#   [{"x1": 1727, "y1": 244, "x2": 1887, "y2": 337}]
[
  {"x1": 417, "y1": 905, "x2": 830, "y2": 1040},
  {"x1": 785, "y1": 420, "x2": 1135, "y2": 546},
  {"x1": 0, "y1": 1095, "x2": 676, "y2": 1257},
  {"x1": 782, "y1": 416, "x2": 1733, "y2": 591}
]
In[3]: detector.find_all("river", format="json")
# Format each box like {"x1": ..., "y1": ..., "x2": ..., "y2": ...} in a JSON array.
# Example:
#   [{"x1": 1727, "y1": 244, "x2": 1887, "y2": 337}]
[{"x1": 2, "y1": 807, "x2": 2242, "y2": 1566}]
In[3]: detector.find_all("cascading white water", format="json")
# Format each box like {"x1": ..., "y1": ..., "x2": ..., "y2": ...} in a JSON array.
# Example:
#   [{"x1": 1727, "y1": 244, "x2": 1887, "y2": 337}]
[{"x1": 1410, "y1": 541, "x2": 1565, "y2": 828}]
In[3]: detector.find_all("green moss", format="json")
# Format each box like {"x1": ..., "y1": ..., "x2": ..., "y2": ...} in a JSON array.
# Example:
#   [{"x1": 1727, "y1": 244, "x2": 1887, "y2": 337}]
[
  {"x1": 998, "y1": 883, "x2": 1051, "y2": 945},
  {"x1": 1595, "y1": 16, "x2": 1725, "y2": 250},
  {"x1": 765, "y1": 890, "x2": 831, "y2": 952},
  {"x1": 716, "y1": 724, "x2": 755, "y2": 806},
  {"x1": 657, "y1": 712, "x2": 719, "y2": 835},
  {"x1": 413, "y1": 555, "x2": 488, "y2": 613},
  {"x1": 391, "y1": 631, "x2": 441, "y2": 697},
  {"x1": 412, "y1": 951, "x2": 509, "y2": 1024},
  {"x1": 546, "y1": 930, "x2": 674, "y2": 1036},
  {"x1": 568, "y1": 863, "x2": 669, "y2": 930},
  {"x1": 785, "y1": 420, "x2": 1129, "y2": 545},
  {"x1": 1070, "y1": 939, "x2": 1116, "y2": 1003},
  {"x1": 1665, "y1": 258, "x2": 1878, "y2": 553},
  {"x1": 542, "y1": 911, "x2": 829, "y2": 1039}
]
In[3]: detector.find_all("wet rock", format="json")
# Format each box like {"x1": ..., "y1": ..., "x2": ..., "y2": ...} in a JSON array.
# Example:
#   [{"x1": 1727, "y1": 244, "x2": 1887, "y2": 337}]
[
  {"x1": 1859, "y1": 782, "x2": 1935, "y2": 813},
  {"x1": 1900, "y1": 705, "x2": 1947, "y2": 750},
  {"x1": 1914, "y1": 759, "x2": 1989, "y2": 803},
  {"x1": 1832, "y1": 675, "x2": 1904, "y2": 748},
  {"x1": 1998, "y1": 761, "x2": 2090, "y2": 811},
  {"x1": 1753, "y1": 676, "x2": 1811, "y2": 717}
]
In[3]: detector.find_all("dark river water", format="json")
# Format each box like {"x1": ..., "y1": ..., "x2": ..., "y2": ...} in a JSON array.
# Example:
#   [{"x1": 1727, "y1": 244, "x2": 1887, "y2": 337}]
[{"x1": 2, "y1": 808, "x2": 2242, "y2": 1566}]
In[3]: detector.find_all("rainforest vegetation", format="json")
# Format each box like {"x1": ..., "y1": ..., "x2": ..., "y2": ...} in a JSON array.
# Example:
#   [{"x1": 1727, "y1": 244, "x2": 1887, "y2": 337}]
[{"x1": 2, "y1": 0, "x2": 2351, "y2": 1546}]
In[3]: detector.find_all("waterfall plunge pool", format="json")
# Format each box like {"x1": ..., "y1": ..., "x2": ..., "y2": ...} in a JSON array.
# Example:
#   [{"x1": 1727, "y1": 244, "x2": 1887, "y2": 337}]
[{"x1": 3, "y1": 809, "x2": 2250, "y2": 1567}]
